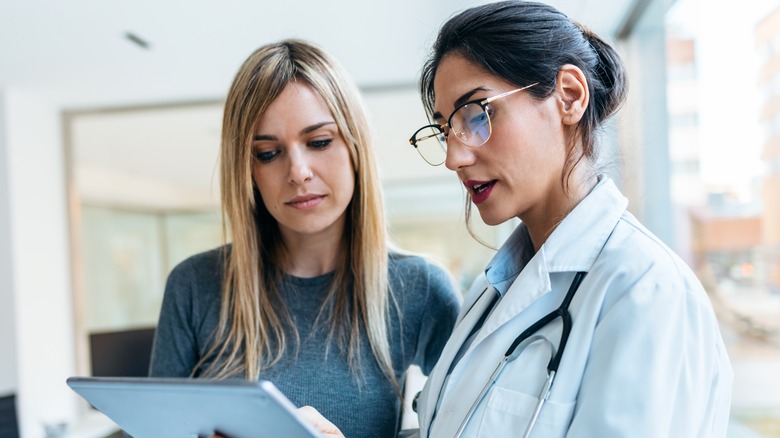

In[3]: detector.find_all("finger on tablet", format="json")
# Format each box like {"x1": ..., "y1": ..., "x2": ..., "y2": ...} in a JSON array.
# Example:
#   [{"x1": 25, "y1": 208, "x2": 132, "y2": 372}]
[{"x1": 297, "y1": 406, "x2": 345, "y2": 437}]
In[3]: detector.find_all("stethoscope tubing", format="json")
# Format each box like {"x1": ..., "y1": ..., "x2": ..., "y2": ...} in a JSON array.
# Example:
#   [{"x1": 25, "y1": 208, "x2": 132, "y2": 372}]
[
  {"x1": 505, "y1": 272, "x2": 586, "y2": 372},
  {"x1": 522, "y1": 370, "x2": 555, "y2": 438},
  {"x1": 453, "y1": 271, "x2": 587, "y2": 438}
]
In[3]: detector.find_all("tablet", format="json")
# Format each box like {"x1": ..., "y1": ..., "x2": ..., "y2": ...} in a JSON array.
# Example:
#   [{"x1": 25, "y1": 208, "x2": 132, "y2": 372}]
[{"x1": 66, "y1": 376, "x2": 321, "y2": 438}]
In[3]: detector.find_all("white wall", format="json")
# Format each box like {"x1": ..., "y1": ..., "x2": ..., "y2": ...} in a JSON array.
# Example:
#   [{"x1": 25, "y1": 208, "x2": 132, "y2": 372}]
[
  {"x1": 0, "y1": 93, "x2": 19, "y2": 398},
  {"x1": 4, "y1": 91, "x2": 77, "y2": 437}
]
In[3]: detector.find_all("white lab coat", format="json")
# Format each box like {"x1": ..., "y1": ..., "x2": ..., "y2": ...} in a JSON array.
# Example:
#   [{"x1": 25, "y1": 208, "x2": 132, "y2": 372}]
[{"x1": 417, "y1": 178, "x2": 733, "y2": 438}]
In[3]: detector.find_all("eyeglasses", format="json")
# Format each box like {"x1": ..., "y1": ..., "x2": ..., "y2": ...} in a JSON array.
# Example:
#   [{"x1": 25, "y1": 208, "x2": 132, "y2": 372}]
[{"x1": 408, "y1": 83, "x2": 537, "y2": 166}]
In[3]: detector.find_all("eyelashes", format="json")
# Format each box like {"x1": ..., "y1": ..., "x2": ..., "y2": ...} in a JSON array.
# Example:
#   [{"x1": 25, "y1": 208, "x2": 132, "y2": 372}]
[
  {"x1": 253, "y1": 150, "x2": 279, "y2": 163},
  {"x1": 252, "y1": 139, "x2": 334, "y2": 164}
]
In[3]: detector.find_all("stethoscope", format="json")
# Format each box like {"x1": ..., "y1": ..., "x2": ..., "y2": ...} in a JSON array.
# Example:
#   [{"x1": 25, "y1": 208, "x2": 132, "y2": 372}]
[{"x1": 453, "y1": 271, "x2": 587, "y2": 438}]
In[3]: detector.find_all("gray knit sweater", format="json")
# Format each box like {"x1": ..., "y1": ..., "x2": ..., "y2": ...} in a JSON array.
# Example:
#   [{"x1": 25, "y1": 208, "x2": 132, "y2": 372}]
[{"x1": 149, "y1": 247, "x2": 460, "y2": 438}]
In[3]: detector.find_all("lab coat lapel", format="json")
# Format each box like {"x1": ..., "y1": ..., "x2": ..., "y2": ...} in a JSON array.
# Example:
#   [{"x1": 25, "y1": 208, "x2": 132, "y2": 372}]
[
  {"x1": 419, "y1": 277, "x2": 496, "y2": 435},
  {"x1": 471, "y1": 251, "x2": 551, "y2": 346},
  {"x1": 426, "y1": 261, "x2": 552, "y2": 437}
]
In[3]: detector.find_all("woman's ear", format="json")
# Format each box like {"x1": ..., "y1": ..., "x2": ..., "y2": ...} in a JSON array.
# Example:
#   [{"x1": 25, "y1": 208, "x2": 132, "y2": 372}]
[{"x1": 556, "y1": 64, "x2": 589, "y2": 126}]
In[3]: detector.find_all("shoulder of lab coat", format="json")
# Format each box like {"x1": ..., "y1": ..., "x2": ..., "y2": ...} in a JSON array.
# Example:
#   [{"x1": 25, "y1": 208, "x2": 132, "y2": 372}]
[{"x1": 565, "y1": 196, "x2": 733, "y2": 437}]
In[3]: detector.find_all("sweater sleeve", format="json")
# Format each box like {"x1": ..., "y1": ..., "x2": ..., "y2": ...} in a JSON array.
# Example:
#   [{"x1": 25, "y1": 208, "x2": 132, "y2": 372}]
[
  {"x1": 148, "y1": 260, "x2": 201, "y2": 377},
  {"x1": 413, "y1": 260, "x2": 461, "y2": 375}
]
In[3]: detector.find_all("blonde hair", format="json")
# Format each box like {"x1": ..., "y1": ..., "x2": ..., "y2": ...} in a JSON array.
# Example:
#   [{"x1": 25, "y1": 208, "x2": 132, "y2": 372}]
[{"x1": 198, "y1": 39, "x2": 395, "y2": 390}]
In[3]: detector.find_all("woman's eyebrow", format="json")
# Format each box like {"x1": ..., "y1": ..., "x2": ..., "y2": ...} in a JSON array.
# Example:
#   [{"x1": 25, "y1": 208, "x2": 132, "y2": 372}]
[
  {"x1": 253, "y1": 134, "x2": 277, "y2": 141},
  {"x1": 454, "y1": 87, "x2": 489, "y2": 107},
  {"x1": 253, "y1": 121, "x2": 336, "y2": 141},
  {"x1": 299, "y1": 121, "x2": 335, "y2": 135},
  {"x1": 433, "y1": 87, "x2": 490, "y2": 120}
]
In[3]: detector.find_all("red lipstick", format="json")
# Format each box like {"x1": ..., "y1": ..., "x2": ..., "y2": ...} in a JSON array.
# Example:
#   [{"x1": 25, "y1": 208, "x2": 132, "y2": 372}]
[{"x1": 465, "y1": 180, "x2": 496, "y2": 204}]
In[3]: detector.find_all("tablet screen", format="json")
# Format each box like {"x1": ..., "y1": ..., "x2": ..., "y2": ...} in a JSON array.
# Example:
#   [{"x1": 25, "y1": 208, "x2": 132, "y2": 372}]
[{"x1": 67, "y1": 376, "x2": 321, "y2": 438}]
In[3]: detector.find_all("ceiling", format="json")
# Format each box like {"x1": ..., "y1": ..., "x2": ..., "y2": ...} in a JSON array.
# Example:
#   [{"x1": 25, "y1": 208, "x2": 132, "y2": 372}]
[{"x1": 0, "y1": 0, "x2": 635, "y2": 108}]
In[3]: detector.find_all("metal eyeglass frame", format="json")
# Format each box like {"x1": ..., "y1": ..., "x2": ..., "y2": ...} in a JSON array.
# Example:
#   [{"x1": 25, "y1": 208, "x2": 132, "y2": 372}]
[{"x1": 408, "y1": 82, "x2": 538, "y2": 166}]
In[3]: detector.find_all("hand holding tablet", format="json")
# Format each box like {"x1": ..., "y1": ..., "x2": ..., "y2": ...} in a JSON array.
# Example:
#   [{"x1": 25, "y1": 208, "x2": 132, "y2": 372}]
[{"x1": 206, "y1": 406, "x2": 344, "y2": 438}]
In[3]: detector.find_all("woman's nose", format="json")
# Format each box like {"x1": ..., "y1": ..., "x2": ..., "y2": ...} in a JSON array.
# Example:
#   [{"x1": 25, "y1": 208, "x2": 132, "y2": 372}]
[
  {"x1": 444, "y1": 136, "x2": 476, "y2": 171},
  {"x1": 288, "y1": 148, "x2": 314, "y2": 184}
]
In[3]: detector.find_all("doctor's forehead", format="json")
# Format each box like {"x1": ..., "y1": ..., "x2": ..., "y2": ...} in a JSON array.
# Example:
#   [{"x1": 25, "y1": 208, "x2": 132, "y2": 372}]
[{"x1": 433, "y1": 55, "x2": 504, "y2": 104}]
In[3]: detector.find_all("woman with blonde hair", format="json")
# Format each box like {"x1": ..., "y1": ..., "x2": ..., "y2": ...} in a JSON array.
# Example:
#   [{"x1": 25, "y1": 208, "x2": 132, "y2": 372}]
[{"x1": 149, "y1": 39, "x2": 460, "y2": 437}]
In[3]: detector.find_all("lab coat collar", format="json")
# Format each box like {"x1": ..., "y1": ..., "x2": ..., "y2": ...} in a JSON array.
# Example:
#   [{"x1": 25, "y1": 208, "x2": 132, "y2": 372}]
[
  {"x1": 484, "y1": 223, "x2": 534, "y2": 296},
  {"x1": 472, "y1": 177, "x2": 626, "y2": 344},
  {"x1": 542, "y1": 177, "x2": 627, "y2": 273},
  {"x1": 481, "y1": 177, "x2": 626, "y2": 293}
]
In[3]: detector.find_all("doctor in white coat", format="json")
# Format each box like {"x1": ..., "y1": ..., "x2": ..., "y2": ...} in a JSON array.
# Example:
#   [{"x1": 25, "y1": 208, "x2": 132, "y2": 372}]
[
  {"x1": 405, "y1": 1, "x2": 733, "y2": 437},
  {"x1": 301, "y1": 1, "x2": 733, "y2": 437}
]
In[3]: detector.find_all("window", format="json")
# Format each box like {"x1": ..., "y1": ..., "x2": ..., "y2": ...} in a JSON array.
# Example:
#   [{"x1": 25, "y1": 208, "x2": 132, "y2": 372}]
[{"x1": 666, "y1": 1, "x2": 780, "y2": 434}]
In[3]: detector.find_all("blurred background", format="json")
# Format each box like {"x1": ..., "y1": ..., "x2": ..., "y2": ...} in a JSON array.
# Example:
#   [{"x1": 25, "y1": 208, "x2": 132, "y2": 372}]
[{"x1": 1, "y1": 0, "x2": 779, "y2": 436}]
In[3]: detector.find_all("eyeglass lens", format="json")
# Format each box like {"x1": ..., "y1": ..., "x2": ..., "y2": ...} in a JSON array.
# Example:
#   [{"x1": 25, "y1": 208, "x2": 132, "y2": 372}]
[
  {"x1": 412, "y1": 125, "x2": 447, "y2": 165},
  {"x1": 451, "y1": 103, "x2": 491, "y2": 147},
  {"x1": 412, "y1": 103, "x2": 492, "y2": 165}
]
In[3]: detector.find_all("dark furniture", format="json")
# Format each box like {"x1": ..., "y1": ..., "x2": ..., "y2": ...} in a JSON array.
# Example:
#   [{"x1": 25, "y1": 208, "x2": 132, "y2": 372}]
[
  {"x1": 89, "y1": 327, "x2": 156, "y2": 377},
  {"x1": 0, "y1": 394, "x2": 19, "y2": 438}
]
